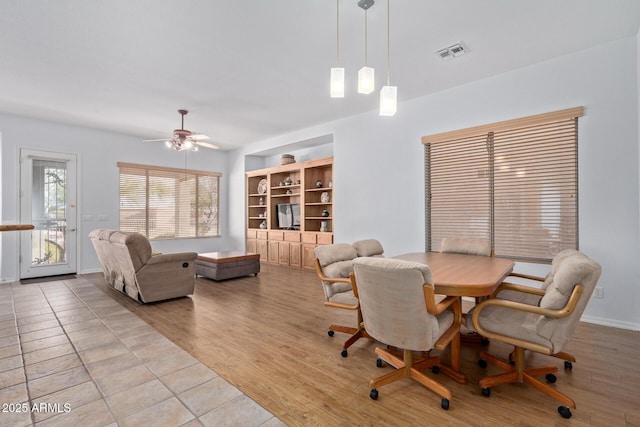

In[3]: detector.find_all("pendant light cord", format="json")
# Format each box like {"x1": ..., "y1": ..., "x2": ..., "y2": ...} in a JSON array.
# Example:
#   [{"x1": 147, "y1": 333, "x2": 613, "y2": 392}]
[
  {"x1": 364, "y1": 9, "x2": 368, "y2": 66},
  {"x1": 386, "y1": 0, "x2": 391, "y2": 85},
  {"x1": 336, "y1": 0, "x2": 340, "y2": 66}
]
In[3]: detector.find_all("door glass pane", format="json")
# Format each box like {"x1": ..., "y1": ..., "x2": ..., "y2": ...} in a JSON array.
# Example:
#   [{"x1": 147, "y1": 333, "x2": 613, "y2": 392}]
[{"x1": 31, "y1": 160, "x2": 67, "y2": 266}]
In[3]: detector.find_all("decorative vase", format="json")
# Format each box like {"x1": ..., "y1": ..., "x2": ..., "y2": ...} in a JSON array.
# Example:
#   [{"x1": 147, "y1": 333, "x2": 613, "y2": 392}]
[
  {"x1": 321, "y1": 209, "x2": 329, "y2": 217},
  {"x1": 316, "y1": 179, "x2": 323, "y2": 188},
  {"x1": 320, "y1": 192, "x2": 330, "y2": 203},
  {"x1": 320, "y1": 221, "x2": 328, "y2": 232},
  {"x1": 259, "y1": 220, "x2": 267, "y2": 229}
]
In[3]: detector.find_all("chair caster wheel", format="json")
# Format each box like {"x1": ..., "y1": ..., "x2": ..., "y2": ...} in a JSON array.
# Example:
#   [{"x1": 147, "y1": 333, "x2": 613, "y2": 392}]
[
  {"x1": 431, "y1": 365, "x2": 439, "y2": 374},
  {"x1": 545, "y1": 373, "x2": 557, "y2": 383},
  {"x1": 376, "y1": 358, "x2": 383, "y2": 368},
  {"x1": 341, "y1": 349, "x2": 348, "y2": 357},
  {"x1": 370, "y1": 389, "x2": 379, "y2": 400},
  {"x1": 481, "y1": 387, "x2": 491, "y2": 397},
  {"x1": 478, "y1": 359, "x2": 488, "y2": 369},
  {"x1": 564, "y1": 361, "x2": 573, "y2": 370},
  {"x1": 328, "y1": 330, "x2": 334, "y2": 337},
  {"x1": 441, "y1": 398, "x2": 449, "y2": 410},
  {"x1": 558, "y1": 406, "x2": 572, "y2": 419}
]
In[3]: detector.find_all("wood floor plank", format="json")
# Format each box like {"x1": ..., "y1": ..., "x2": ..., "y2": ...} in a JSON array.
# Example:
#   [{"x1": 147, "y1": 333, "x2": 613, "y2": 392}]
[{"x1": 85, "y1": 264, "x2": 640, "y2": 426}]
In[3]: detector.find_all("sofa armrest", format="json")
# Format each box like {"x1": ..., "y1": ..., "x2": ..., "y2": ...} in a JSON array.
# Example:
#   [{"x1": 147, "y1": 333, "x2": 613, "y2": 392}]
[{"x1": 145, "y1": 252, "x2": 198, "y2": 266}]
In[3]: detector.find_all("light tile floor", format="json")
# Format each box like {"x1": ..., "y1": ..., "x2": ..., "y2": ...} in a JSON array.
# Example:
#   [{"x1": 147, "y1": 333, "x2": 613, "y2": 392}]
[{"x1": 0, "y1": 276, "x2": 285, "y2": 427}]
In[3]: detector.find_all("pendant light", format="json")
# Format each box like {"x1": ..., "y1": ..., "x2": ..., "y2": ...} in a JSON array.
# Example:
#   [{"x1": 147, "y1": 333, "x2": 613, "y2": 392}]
[
  {"x1": 357, "y1": 1, "x2": 375, "y2": 94},
  {"x1": 330, "y1": 0, "x2": 345, "y2": 98},
  {"x1": 379, "y1": 0, "x2": 397, "y2": 116}
]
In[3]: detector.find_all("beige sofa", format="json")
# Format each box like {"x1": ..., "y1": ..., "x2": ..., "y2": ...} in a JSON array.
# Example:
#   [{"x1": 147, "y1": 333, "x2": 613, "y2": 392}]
[{"x1": 89, "y1": 229, "x2": 197, "y2": 303}]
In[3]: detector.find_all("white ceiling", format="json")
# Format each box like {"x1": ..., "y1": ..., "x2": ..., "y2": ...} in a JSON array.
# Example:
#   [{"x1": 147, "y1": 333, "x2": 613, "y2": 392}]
[{"x1": 1, "y1": 0, "x2": 639, "y2": 151}]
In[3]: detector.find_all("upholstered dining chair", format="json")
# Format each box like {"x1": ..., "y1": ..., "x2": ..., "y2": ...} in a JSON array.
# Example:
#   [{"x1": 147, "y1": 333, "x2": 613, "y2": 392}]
[
  {"x1": 440, "y1": 236, "x2": 492, "y2": 338},
  {"x1": 352, "y1": 238, "x2": 384, "y2": 258},
  {"x1": 314, "y1": 243, "x2": 369, "y2": 357},
  {"x1": 440, "y1": 237, "x2": 492, "y2": 257},
  {"x1": 497, "y1": 249, "x2": 583, "y2": 370},
  {"x1": 467, "y1": 250, "x2": 601, "y2": 419},
  {"x1": 352, "y1": 257, "x2": 462, "y2": 410}
]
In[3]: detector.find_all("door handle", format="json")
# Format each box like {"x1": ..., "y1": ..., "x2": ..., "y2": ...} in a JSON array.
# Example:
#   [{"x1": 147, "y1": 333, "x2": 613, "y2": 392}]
[{"x1": 69, "y1": 228, "x2": 77, "y2": 232}]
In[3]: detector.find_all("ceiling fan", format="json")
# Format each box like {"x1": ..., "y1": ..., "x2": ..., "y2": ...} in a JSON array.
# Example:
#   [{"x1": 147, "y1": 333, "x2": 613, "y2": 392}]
[{"x1": 144, "y1": 109, "x2": 219, "y2": 151}]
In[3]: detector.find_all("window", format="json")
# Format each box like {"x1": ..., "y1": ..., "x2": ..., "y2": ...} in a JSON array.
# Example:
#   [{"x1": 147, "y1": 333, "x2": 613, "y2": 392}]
[
  {"x1": 118, "y1": 162, "x2": 221, "y2": 239},
  {"x1": 423, "y1": 107, "x2": 582, "y2": 262}
]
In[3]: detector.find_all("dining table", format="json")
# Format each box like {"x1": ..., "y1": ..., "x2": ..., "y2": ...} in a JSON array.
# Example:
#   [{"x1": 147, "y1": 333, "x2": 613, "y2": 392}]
[{"x1": 393, "y1": 252, "x2": 515, "y2": 298}]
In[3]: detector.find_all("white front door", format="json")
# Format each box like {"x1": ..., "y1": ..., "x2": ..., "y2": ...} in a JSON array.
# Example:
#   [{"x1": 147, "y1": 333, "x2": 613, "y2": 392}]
[{"x1": 20, "y1": 149, "x2": 77, "y2": 278}]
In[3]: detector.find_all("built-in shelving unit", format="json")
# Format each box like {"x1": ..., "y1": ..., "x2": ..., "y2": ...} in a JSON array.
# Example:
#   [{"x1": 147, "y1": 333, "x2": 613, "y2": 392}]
[{"x1": 246, "y1": 157, "x2": 333, "y2": 269}]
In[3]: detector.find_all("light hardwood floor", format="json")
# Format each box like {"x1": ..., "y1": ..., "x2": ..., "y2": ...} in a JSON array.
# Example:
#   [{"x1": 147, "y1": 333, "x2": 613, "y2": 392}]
[{"x1": 86, "y1": 264, "x2": 640, "y2": 426}]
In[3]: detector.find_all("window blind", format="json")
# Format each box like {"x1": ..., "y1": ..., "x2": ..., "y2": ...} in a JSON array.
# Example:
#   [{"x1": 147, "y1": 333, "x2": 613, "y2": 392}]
[
  {"x1": 423, "y1": 107, "x2": 582, "y2": 262},
  {"x1": 118, "y1": 162, "x2": 220, "y2": 240}
]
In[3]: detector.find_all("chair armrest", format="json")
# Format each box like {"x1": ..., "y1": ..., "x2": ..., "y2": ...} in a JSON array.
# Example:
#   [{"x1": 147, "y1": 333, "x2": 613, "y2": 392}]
[
  {"x1": 314, "y1": 258, "x2": 351, "y2": 284},
  {"x1": 508, "y1": 272, "x2": 545, "y2": 282},
  {"x1": 492, "y1": 282, "x2": 546, "y2": 298},
  {"x1": 472, "y1": 284, "x2": 584, "y2": 353},
  {"x1": 146, "y1": 252, "x2": 198, "y2": 265}
]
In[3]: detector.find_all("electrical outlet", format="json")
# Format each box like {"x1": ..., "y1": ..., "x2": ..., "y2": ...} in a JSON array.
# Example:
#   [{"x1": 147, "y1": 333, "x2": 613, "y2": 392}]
[{"x1": 593, "y1": 287, "x2": 604, "y2": 298}]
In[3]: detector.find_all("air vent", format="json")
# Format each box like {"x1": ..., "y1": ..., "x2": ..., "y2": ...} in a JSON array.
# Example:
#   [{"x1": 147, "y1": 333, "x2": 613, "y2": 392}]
[{"x1": 436, "y1": 41, "x2": 468, "y2": 61}]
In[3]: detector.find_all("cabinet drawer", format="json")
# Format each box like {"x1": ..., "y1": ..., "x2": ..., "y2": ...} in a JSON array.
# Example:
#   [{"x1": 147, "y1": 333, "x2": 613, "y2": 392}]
[
  {"x1": 317, "y1": 233, "x2": 333, "y2": 245},
  {"x1": 284, "y1": 231, "x2": 301, "y2": 242},
  {"x1": 257, "y1": 231, "x2": 268, "y2": 240},
  {"x1": 247, "y1": 229, "x2": 257, "y2": 239},
  {"x1": 302, "y1": 232, "x2": 317, "y2": 244},
  {"x1": 268, "y1": 230, "x2": 284, "y2": 241}
]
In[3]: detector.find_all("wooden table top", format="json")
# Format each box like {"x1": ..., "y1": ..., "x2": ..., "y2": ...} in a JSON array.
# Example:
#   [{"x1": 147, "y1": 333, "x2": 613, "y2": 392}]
[
  {"x1": 0, "y1": 224, "x2": 34, "y2": 232},
  {"x1": 197, "y1": 251, "x2": 260, "y2": 264},
  {"x1": 393, "y1": 252, "x2": 515, "y2": 297}
]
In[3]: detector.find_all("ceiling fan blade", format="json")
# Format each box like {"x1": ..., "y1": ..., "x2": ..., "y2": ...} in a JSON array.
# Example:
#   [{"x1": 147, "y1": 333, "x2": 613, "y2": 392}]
[
  {"x1": 143, "y1": 138, "x2": 171, "y2": 142},
  {"x1": 196, "y1": 141, "x2": 220, "y2": 150},
  {"x1": 189, "y1": 133, "x2": 210, "y2": 141}
]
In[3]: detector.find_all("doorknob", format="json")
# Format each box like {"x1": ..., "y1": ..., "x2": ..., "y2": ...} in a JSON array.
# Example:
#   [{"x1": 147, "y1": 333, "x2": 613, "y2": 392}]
[{"x1": 69, "y1": 228, "x2": 77, "y2": 232}]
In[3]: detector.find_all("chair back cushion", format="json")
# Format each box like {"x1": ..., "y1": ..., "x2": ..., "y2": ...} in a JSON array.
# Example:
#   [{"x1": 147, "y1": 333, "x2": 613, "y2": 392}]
[
  {"x1": 314, "y1": 244, "x2": 358, "y2": 301},
  {"x1": 353, "y1": 257, "x2": 452, "y2": 351},
  {"x1": 352, "y1": 239, "x2": 384, "y2": 257},
  {"x1": 440, "y1": 237, "x2": 491, "y2": 257}
]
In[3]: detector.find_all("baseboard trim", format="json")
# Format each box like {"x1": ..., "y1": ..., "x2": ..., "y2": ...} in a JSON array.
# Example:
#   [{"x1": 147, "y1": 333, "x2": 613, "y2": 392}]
[{"x1": 581, "y1": 315, "x2": 640, "y2": 331}]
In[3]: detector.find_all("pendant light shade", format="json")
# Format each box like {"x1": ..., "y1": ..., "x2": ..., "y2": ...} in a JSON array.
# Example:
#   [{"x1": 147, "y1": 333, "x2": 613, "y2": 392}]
[
  {"x1": 379, "y1": 85, "x2": 397, "y2": 116},
  {"x1": 379, "y1": 0, "x2": 397, "y2": 116},
  {"x1": 358, "y1": 66, "x2": 375, "y2": 94},
  {"x1": 330, "y1": 67, "x2": 345, "y2": 98},
  {"x1": 357, "y1": 4, "x2": 374, "y2": 94},
  {"x1": 330, "y1": 0, "x2": 344, "y2": 98}
]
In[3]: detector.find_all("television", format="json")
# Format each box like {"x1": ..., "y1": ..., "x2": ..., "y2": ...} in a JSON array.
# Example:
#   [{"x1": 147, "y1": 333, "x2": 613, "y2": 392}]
[{"x1": 276, "y1": 203, "x2": 300, "y2": 230}]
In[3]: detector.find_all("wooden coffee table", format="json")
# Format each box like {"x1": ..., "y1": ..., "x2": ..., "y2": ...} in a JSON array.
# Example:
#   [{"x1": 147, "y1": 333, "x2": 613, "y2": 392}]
[{"x1": 196, "y1": 251, "x2": 260, "y2": 281}]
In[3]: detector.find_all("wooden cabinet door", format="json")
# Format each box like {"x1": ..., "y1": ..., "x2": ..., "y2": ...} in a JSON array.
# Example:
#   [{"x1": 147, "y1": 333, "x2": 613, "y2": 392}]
[
  {"x1": 268, "y1": 241, "x2": 280, "y2": 264},
  {"x1": 256, "y1": 240, "x2": 268, "y2": 262},
  {"x1": 278, "y1": 241, "x2": 291, "y2": 266},
  {"x1": 246, "y1": 239, "x2": 257, "y2": 254},
  {"x1": 290, "y1": 243, "x2": 302, "y2": 268},
  {"x1": 303, "y1": 244, "x2": 317, "y2": 270}
]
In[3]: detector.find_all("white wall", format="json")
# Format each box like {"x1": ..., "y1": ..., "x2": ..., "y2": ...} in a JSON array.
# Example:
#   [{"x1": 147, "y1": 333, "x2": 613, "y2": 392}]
[
  {"x1": 228, "y1": 36, "x2": 640, "y2": 330},
  {"x1": 0, "y1": 114, "x2": 231, "y2": 281}
]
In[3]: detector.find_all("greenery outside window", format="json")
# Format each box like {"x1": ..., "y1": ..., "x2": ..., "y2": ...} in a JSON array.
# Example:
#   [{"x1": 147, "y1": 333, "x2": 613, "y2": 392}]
[
  {"x1": 118, "y1": 162, "x2": 221, "y2": 239},
  {"x1": 422, "y1": 107, "x2": 582, "y2": 262}
]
